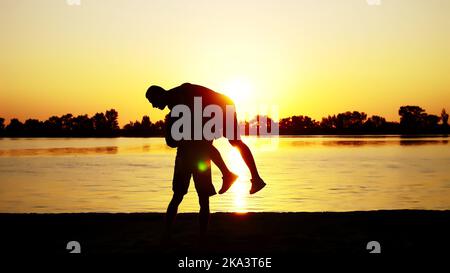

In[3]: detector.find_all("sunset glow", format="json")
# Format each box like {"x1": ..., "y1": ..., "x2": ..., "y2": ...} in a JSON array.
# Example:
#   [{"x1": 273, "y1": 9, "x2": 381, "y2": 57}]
[
  {"x1": 2, "y1": 1, "x2": 450, "y2": 260},
  {"x1": 1, "y1": 0, "x2": 449, "y2": 126},
  {"x1": 220, "y1": 78, "x2": 254, "y2": 107}
]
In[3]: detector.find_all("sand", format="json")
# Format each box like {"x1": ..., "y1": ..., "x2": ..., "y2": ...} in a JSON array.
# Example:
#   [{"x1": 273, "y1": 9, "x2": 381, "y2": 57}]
[{"x1": 1, "y1": 210, "x2": 450, "y2": 257}]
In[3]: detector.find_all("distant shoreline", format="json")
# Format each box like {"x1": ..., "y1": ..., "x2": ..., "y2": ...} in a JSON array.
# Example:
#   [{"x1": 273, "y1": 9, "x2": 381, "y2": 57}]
[{"x1": 1, "y1": 106, "x2": 449, "y2": 137}]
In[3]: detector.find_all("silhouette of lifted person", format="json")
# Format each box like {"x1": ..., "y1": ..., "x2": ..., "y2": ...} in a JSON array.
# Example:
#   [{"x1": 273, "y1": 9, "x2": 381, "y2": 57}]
[{"x1": 146, "y1": 83, "x2": 266, "y2": 195}]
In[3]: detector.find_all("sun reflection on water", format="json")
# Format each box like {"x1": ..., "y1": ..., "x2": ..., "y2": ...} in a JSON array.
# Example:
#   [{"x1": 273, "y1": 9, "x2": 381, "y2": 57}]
[{"x1": 227, "y1": 148, "x2": 251, "y2": 213}]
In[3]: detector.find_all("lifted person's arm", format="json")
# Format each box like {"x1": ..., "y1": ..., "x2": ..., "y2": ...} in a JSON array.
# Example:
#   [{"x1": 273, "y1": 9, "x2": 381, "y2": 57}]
[{"x1": 164, "y1": 114, "x2": 179, "y2": 148}]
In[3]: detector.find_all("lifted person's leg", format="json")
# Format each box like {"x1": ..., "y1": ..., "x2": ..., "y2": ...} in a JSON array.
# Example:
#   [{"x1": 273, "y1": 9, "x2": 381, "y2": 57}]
[
  {"x1": 207, "y1": 144, "x2": 238, "y2": 194},
  {"x1": 224, "y1": 112, "x2": 266, "y2": 194},
  {"x1": 229, "y1": 139, "x2": 266, "y2": 194}
]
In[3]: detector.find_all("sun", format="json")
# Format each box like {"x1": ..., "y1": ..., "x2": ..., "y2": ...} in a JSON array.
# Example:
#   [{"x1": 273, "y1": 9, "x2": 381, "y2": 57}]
[{"x1": 221, "y1": 78, "x2": 254, "y2": 107}]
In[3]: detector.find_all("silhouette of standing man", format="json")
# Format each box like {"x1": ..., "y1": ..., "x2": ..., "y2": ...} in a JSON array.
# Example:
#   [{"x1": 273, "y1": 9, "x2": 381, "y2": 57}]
[{"x1": 146, "y1": 83, "x2": 266, "y2": 238}]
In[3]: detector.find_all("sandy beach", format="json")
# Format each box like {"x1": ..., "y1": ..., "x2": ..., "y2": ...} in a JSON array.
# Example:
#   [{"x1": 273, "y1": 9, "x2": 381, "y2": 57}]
[{"x1": 2, "y1": 210, "x2": 450, "y2": 257}]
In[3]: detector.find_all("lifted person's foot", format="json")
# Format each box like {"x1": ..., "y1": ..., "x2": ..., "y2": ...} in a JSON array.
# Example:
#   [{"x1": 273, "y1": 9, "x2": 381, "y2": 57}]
[
  {"x1": 250, "y1": 177, "x2": 266, "y2": 194},
  {"x1": 218, "y1": 172, "x2": 238, "y2": 194}
]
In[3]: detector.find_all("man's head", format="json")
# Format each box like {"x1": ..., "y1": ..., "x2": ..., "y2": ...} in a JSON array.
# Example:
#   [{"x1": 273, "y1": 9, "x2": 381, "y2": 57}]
[{"x1": 146, "y1": 85, "x2": 167, "y2": 110}]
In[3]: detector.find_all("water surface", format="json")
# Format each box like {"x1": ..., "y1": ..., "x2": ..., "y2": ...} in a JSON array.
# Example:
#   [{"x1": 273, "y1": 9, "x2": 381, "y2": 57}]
[{"x1": 0, "y1": 136, "x2": 449, "y2": 212}]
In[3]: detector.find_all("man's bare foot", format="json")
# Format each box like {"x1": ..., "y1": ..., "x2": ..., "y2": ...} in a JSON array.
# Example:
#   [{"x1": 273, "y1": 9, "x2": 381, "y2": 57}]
[
  {"x1": 250, "y1": 177, "x2": 266, "y2": 194},
  {"x1": 218, "y1": 172, "x2": 238, "y2": 194}
]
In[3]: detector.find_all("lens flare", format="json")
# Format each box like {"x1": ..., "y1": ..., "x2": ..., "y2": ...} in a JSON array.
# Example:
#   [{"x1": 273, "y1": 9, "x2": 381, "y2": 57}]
[{"x1": 197, "y1": 160, "x2": 209, "y2": 172}]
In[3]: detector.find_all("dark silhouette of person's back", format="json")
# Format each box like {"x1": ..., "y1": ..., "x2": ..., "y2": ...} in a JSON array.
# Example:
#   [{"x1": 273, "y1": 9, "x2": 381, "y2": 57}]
[
  {"x1": 165, "y1": 83, "x2": 234, "y2": 111},
  {"x1": 147, "y1": 83, "x2": 266, "y2": 194}
]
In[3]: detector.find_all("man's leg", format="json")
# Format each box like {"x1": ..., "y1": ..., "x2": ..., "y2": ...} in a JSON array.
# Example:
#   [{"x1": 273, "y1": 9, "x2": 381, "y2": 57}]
[
  {"x1": 208, "y1": 144, "x2": 238, "y2": 194},
  {"x1": 198, "y1": 195, "x2": 210, "y2": 237},
  {"x1": 229, "y1": 139, "x2": 266, "y2": 194},
  {"x1": 165, "y1": 193, "x2": 184, "y2": 238},
  {"x1": 192, "y1": 151, "x2": 215, "y2": 237},
  {"x1": 167, "y1": 144, "x2": 191, "y2": 238}
]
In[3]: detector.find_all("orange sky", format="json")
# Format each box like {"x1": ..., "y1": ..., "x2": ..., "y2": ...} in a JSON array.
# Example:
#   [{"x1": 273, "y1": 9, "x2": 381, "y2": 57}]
[{"x1": 1, "y1": 0, "x2": 449, "y2": 126}]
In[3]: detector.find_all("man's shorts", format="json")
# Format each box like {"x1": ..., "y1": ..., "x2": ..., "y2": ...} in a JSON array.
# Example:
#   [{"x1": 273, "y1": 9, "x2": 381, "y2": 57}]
[{"x1": 172, "y1": 141, "x2": 216, "y2": 197}]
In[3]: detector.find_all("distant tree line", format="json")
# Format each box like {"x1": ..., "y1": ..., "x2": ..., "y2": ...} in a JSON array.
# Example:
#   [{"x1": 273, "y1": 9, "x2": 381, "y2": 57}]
[
  {"x1": 0, "y1": 106, "x2": 448, "y2": 137},
  {"x1": 0, "y1": 109, "x2": 164, "y2": 137},
  {"x1": 278, "y1": 106, "x2": 449, "y2": 135}
]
